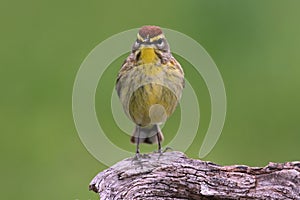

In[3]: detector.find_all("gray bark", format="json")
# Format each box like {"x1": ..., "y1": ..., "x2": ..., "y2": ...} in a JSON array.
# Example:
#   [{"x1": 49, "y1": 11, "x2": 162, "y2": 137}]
[{"x1": 89, "y1": 151, "x2": 300, "y2": 200}]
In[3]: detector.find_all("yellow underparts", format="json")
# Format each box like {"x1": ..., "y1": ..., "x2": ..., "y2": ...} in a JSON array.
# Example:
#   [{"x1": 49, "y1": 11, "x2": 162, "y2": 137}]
[
  {"x1": 140, "y1": 48, "x2": 157, "y2": 64},
  {"x1": 129, "y1": 84, "x2": 178, "y2": 127}
]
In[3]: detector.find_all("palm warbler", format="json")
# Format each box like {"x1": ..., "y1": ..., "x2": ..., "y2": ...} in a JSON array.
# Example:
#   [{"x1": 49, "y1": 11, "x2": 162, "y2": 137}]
[{"x1": 116, "y1": 25, "x2": 184, "y2": 155}]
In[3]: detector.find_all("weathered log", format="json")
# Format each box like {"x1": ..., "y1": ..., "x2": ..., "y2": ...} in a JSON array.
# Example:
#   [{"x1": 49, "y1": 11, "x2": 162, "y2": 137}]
[{"x1": 89, "y1": 151, "x2": 300, "y2": 200}]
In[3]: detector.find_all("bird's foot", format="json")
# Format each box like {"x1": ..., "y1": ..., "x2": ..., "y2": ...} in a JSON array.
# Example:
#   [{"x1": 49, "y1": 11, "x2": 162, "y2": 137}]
[
  {"x1": 131, "y1": 153, "x2": 151, "y2": 162},
  {"x1": 131, "y1": 153, "x2": 151, "y2": 169},
  {"x1": 154, "y1": 146, "x2": 173, "y2": 154},
  {"x1": 154, "y1": 147, "x2": 173, "y2": 159}
]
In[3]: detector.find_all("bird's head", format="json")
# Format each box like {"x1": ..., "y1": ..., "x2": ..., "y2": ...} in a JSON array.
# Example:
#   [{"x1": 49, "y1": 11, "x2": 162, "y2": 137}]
[{"x1": 132, "y1": 26, "x2": 169, "y2": 63}]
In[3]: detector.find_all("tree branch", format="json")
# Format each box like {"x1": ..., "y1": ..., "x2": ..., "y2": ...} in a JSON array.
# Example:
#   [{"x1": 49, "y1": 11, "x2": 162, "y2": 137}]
[{"x1": 89, "y1": 151, "x2": 300, "y2": 200}]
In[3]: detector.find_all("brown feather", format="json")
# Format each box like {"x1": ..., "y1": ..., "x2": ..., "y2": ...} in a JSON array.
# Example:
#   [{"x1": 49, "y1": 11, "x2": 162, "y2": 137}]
[{"x1": 138, "y1": 26, "x2": 163, "y2": 39}]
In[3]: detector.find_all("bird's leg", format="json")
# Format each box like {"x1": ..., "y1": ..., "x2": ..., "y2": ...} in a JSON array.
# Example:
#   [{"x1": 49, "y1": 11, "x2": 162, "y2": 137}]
[
  {"x1": 133, "y1": 126, "x2": 141, "y2": 160},
  {"x1": 157, "y1": 132, "x2": 162, "y2": 154},
  {"x1": 156, "y1": 125, "x2": 173, "y2": 159},
  {"x1": 136, "y1": 136, "x2": 140, "y2": 155}
]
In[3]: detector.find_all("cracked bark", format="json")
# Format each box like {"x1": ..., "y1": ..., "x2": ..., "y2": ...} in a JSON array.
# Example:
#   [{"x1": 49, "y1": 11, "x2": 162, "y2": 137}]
[{"x1": 89, "y1": 151, "x2": 300, "y2": 200}]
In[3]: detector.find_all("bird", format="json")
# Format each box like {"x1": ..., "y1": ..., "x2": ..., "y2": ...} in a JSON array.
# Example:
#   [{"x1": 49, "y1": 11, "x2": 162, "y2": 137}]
[{"x1": 116, "y1": 25, "x2": 184, "y2": 156}]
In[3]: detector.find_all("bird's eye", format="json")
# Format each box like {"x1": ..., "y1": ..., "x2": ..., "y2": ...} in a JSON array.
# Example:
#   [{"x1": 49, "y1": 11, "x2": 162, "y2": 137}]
[
  {"x1": 156, "y1": 39, "x2": 164, "y2": 48},
  {"x1": 135, "y1": 40, "x2": 139, "y2": 46},
  {"x1": 133, "y1": 40, "x2": 140, "y2": 50}
]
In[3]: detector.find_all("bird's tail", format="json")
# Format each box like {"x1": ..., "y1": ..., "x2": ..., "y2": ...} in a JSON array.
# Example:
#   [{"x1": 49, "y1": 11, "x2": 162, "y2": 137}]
[{"x1": 131, "y1": 124, "x2": 164, "y2": 144}]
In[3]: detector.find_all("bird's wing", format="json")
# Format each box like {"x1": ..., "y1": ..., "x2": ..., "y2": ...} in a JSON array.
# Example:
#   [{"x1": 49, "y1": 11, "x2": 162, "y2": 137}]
[{"x1": 116, "y1": 52, "x2": 136, "y2": 96}]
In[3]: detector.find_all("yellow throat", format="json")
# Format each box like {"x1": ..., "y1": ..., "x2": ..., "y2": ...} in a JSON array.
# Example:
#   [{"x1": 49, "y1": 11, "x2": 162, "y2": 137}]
[{"x1": 140, "y1": 47, "x2": 157, "y2": 63}]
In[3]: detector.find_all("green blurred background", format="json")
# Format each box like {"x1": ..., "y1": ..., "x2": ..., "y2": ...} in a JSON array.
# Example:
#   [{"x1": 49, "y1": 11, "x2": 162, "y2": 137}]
[{"x1": 1, "y1": 0, "x2": 300, "y2": 199}]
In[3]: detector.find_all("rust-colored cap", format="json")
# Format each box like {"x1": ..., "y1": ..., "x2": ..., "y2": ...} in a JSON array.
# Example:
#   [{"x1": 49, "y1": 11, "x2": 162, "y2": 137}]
[{"x1": 138, "y1": 25, "x2": 163, "y2": 39}]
